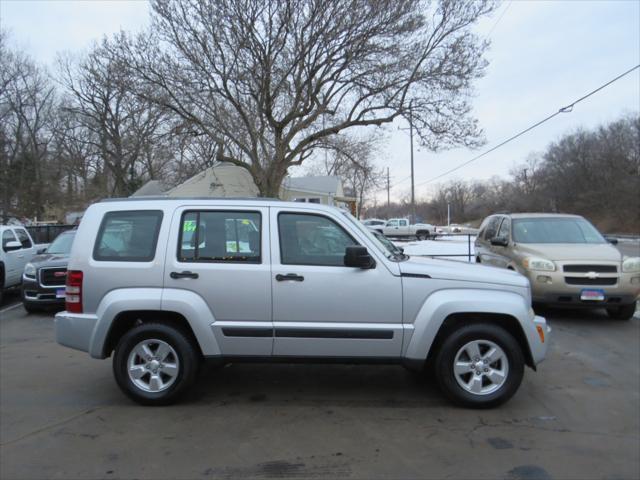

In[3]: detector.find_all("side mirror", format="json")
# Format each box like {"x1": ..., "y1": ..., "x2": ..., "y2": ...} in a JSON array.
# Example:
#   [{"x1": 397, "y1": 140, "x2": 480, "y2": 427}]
[
  {"x1": 344, "y1": 246, "x2": 375, "y2": 269},
  {"x1": 606, "y1": 237, "x2": 618, "y2": 245},
  {"x1": 490, "y1": 236, "x2": 509, "y2": 247},
  {"x1": 37, "y1": 247, "x2": 47, "y2": 254},
  {"x1": 3, "y1": 240, "x2": 22, "y2": 252}
]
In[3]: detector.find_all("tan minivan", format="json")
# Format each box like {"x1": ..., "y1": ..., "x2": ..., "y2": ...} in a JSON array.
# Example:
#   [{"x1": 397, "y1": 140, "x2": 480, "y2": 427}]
[{"x1": 475, "y1": 213, "x2": 639, "y2": 320}]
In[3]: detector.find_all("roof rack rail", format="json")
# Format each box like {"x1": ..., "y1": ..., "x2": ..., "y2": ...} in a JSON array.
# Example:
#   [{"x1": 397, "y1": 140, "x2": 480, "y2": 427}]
[{"x1": 100, "y1": 196, "x2": 282, "y2": 203}]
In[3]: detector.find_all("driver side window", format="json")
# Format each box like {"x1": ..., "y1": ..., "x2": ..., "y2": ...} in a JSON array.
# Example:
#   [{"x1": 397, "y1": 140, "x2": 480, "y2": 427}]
[{"x1": 278, "y1": 213, "x2": 357, "y2": 266}]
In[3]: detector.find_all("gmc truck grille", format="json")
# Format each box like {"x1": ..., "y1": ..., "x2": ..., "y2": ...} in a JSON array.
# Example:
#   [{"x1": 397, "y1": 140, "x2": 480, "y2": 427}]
[{"x1": 40, "y1": 268, "x2": 67, "y2": 286}]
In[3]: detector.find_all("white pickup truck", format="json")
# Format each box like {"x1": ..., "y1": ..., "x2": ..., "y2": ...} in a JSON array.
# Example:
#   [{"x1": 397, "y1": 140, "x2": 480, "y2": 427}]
[
  {"x1": 1, "y1": 225, "x2": 38, "y2": 303},
  {"x1": 370, "y1": 218, "x2": 435, "y2": 240}
]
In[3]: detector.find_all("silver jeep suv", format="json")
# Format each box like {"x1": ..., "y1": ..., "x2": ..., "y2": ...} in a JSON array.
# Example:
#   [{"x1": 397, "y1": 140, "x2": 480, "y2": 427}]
[{"x1": 55, "y1": 198, "x2": 549, "y2": 408}]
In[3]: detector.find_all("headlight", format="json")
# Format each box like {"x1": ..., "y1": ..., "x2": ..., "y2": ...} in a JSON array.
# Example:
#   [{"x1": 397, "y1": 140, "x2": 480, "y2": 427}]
[
  {"x1": 622, "y1": 257, "x2": 640, "y2": 273},
  {"x1": 522, "y1": 257, "x2": 556, "y2": 272},
  {"x1": 24, "y1": 263, "x2": 36, "y2": 278}
]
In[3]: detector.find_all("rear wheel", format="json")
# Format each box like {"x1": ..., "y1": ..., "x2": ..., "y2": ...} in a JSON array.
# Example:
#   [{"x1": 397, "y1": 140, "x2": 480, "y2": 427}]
[
  {"x1": 434, "y1": 323, "x2": 524, "y2": 408},
  {"x1": 113, "y1": 322, "x2": 200, "y2": 405},
  {"x1": 416, "y1": 231, "x2": 430, "y2": 241},
  {"x1": 606, "y1": 303, "x2": 637, "y2": 321}
]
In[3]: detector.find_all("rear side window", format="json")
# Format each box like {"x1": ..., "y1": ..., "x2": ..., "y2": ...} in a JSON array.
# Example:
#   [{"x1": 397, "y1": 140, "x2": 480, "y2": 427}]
[
  {"x1": 94, "y1": 210, "x2": 163, "y2": 262},
  {"x1": 178, "y1": 210, "x2": 261, "y2": 263},
  {"x1": 14, "y1": 228, "x2": 32, "y2": 249}
]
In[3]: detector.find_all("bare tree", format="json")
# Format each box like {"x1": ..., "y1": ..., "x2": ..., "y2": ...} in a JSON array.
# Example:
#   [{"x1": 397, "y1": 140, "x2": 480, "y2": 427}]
[
  {"x1": 112, "y1": 0, "x2": 494, "y2": 196},
  {"x1": 1, "y1": 36, "x2": 57, "y2": 220},
  {"x1": 58, "y1": 40, "x2": 173, "y2": 197},
  {"x1": 310, "y1": 133, "x2": 384, "y2": 217}
]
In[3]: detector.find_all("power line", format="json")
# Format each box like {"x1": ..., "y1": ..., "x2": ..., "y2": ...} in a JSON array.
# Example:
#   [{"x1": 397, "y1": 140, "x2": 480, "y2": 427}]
[
  {"x1": 414, "y1": 64, "x2": 640, "y2": 187},
  {"x1": 486, "y1": 0, "x2": 513, "y2": 39}
]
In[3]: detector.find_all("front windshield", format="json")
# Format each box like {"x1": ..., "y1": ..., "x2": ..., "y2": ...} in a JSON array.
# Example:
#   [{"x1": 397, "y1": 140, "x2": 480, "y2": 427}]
[
  {"x1": 47, "y1": 232, "x2": 76, "y2": 254},
  {"x1": 512, "y1": 217, "x2": 606, "y2": 244},
  {"x1": 340, "y1": 211, "x2": 400, "y2": 260}
]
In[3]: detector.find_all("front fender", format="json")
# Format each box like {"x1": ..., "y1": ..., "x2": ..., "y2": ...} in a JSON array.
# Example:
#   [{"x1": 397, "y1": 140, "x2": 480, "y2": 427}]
[
  {"x1": 403, "y1": 288, "x2": 531, "y2": 361},
  {"x1": 88, "y1": 288, "x2": 220, "y2": 358}
]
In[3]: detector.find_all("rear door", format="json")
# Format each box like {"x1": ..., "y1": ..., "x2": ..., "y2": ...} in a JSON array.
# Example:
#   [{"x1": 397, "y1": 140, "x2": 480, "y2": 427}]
[
  {"x1": 164, "y1": 205, "x2": 273, "y2": 356},
  {"x1": 397, "y1": 219, "x2": 410, "y2": 236},
  {"x1": 270, "y1": 207, "x2": 403, "y2": 358}
]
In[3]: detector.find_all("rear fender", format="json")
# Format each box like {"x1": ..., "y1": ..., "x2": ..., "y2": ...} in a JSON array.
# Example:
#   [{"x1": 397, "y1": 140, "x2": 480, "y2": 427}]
[{"x1": 89, "y1": 288, "x2": 220, "y2": 358}]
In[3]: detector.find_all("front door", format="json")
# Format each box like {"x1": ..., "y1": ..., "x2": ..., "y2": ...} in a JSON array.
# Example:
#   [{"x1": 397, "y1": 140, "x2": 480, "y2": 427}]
[
  {"x1": 270, "y1": 208, "x2": 403, "y2": 358},
  {"x1": 2, "y1": 229, "x2": 23, "y2": 286},
  {"x1": 164, "y1": 206, "x2": 273, "y2": 355}
]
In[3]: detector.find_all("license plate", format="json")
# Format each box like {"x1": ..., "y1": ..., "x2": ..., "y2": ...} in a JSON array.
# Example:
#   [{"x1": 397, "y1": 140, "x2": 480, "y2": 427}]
[
  {"x1": 56, "y1": 289, "x2": 66, "y2": 299},
  {"x1": 580, "y1": 289, "x2": 605, "y2": 301}
]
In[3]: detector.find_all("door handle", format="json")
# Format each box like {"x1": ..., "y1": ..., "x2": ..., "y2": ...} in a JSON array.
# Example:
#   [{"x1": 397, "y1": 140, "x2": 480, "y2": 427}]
[
  {"x1": 276, "y1": 273, "x2": 304, "y2": 282},
  {"x1": 170, "y1": 271, "x2": 199, "y2": 279}
]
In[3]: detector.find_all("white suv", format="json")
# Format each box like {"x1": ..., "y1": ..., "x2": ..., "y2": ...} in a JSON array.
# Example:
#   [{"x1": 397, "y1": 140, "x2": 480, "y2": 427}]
[{"x1": 55, "y1": 198, "x2": 549, "y2": 408}]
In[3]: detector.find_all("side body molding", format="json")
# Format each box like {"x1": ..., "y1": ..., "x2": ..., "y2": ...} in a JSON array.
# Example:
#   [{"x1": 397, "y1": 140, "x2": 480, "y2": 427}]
[
  {"x1": 403, "y1": 288, "x2": 531, "y2": 361},
  {"x1": 88, "y1": 288, "x2": 220, "y2": 358}
]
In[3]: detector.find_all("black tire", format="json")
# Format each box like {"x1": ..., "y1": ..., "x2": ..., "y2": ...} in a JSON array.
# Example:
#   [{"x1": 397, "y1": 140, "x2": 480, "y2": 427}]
[
  {"x1": 23, "y1": 302, "x2": 42, "y2": 314},
  {"x1": 113, "y1": 322, "x2": 200, "y2": 406},
  {"x1": 475, "y1": 257, "x2": 481, "y2": 263},
  {"x1": 606, "y1": 303, "x2": 637, "y2": 321},
  {"x1": 416, "y1": 231, "x2": 430, "y2": 241},
  {"x1": 434, "y1": 323, "x2": 524, "y2": 408}
]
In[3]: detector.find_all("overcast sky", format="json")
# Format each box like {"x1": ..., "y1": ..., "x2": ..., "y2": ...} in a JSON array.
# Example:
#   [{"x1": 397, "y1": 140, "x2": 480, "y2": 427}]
[{"x1": 2, "y1": 0, "x2": 639, "y2": 202}]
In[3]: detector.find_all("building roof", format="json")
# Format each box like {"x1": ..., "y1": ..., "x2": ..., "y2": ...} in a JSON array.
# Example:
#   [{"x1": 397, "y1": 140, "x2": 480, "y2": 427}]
[
  {"x1": 283, "y1": 175, "x2": 342, "y2": 195},
  {"x1": 166, "y1": 163, "x2": 259, "y2": 197},
  {"x1": 131, "y1": 180, "x2": 169, "y2": 197}
]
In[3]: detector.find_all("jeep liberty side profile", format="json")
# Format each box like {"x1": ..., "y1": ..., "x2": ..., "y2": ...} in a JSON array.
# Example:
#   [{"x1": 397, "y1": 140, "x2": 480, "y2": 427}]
[{"x1": 55, "y1": 198, "x2": 549, "y2": 408}]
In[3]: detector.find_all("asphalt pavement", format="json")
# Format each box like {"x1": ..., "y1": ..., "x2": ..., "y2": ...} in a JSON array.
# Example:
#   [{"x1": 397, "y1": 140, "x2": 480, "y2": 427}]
[{"x1": 1, "y1": 301, "x2": 638, "y2": 480}]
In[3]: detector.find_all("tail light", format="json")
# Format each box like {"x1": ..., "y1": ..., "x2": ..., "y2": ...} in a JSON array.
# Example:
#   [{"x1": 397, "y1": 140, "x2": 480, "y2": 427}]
[{"x1": 65, "y1": 270, "x2": 83, "y2": 313}]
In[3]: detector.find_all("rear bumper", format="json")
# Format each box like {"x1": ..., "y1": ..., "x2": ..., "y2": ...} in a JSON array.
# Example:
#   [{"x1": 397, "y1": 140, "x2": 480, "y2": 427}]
[{"x1": 54, "y1": 311, "x2": 98, "y2": 354}]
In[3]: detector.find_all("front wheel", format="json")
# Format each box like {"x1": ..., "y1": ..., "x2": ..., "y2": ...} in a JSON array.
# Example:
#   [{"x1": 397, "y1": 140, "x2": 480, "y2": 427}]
[
  {"x1": 113, "y1": 323, "x2": 200, "y2": 406},
  {"x1": 606, "y1": 303, "x2": 637, "y2": 321},
  {"x1": 434, "y1": 324, "x2": 524, "y2": 408}
]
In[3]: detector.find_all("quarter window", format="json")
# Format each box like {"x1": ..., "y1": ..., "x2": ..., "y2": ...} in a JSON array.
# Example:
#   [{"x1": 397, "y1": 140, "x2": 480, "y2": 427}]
[
  {"x1": 278, "y1": 213, "x2": 357, "y2": 266},
  {"x1": 497, "y1": 218, "x2": 510, "y2": 239},
  {"x1": 178, "y1": 211, "x2": 261, "y2": 263},
  {"x1": 94, "y1": 210, "x2": 163, "y2": 262},
  {"x1": 484, "y1": 217, "x2": 502, "y2": 240}
]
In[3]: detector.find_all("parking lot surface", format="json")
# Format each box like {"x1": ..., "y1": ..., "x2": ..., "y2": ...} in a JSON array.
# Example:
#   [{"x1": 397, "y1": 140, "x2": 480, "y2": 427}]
[{"x1": 1, "y1": 300, "x2": 638, "y2": 480}]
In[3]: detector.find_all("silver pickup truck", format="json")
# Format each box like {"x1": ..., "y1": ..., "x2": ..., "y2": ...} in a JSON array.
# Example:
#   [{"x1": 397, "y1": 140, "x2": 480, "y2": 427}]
[{"x1": 55, "y1": 198, "x2": 549, "y2": 408}]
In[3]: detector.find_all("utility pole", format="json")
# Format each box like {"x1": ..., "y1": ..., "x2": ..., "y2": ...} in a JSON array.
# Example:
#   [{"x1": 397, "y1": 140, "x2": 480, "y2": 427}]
[
  {"x1": 447, "y1": 202, "x2": 451, "y2": 227},
  {"x1": 386, "y1": 167, "x2": 390, "y2": 208},
  {"x1": 409, "y1": 101, "x2": 415, "y2": 223}
]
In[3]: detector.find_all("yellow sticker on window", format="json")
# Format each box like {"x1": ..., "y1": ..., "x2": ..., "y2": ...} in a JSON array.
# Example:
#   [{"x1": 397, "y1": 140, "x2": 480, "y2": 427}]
[{"x1": 183, "y1": 220, "x2": 196, "y2": 232}]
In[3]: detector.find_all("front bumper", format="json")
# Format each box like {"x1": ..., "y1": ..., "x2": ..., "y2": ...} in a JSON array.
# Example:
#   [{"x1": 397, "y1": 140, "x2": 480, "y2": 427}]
[
  {"x1": 529, "y1": 313, "x2": 551, "y2": 366},
  {"x1": 55, "y1": 311, "x2": 98, "y2": 354},
  {"x1": 22, "y1": 274, "x2": 65, "y2": 306},
  {"x1": 525, "y1": 269, "x2": 640, "y2": 308}
]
